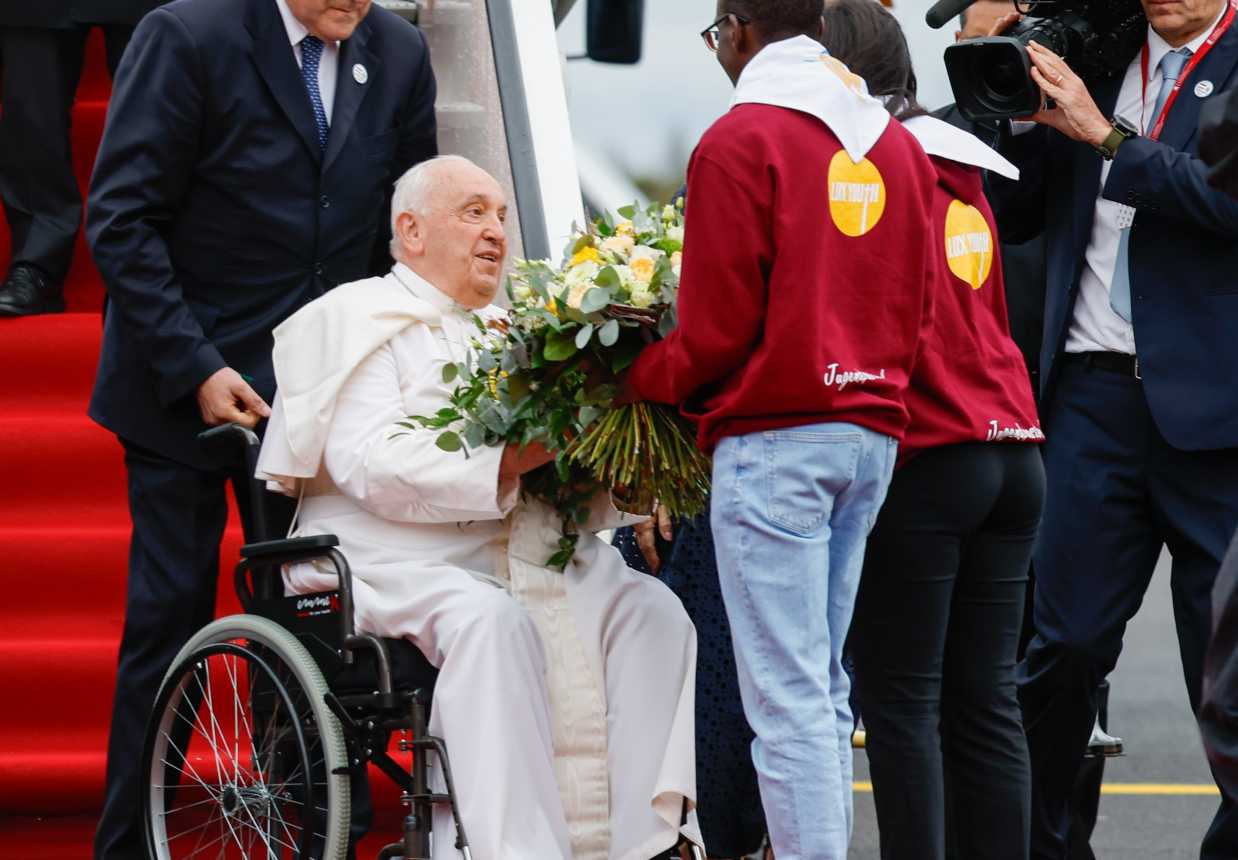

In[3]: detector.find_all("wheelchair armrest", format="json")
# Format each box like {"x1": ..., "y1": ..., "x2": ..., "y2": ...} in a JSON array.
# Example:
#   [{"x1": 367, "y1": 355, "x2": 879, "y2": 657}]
[{"x1": 241, "y1": 534, "x2": 340, "y2": 561}]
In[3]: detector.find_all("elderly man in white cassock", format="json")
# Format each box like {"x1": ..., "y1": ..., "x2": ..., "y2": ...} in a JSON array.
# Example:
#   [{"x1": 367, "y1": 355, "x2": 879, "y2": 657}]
[{"x1": 255, "y1": 155, "x2": 702, "y2": 860}]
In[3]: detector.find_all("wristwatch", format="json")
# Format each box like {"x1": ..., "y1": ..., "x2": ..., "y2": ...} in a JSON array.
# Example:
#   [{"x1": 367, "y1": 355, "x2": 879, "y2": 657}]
[{"x1": 1094, "y1": 116, "x2": 1138, "y2": 160}]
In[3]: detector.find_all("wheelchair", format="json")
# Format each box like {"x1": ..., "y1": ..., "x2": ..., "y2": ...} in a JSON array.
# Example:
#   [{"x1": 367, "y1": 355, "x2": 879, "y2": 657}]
[
  {"x1": 141, "y1": 424, "x2": 707, "y2": 860},
  {"x1": 141, "y1": 424, "x2": 468, "y2": 860}
]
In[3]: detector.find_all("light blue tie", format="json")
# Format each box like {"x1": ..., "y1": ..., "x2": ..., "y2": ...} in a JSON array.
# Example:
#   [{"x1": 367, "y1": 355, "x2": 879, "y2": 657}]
[
  {"x1": 300, "y1": 35, "x2": 330, "y2": 152},
  {"x1": 1109, "y1": 48, "x2": 1191, "y2": 322}
]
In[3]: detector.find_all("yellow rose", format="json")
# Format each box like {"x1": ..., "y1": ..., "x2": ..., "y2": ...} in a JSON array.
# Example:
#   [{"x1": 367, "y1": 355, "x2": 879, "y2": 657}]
[
  {"x1": 629, "y1": 256, "x2": 656, "y2": 284},
  {"x1": 569, "y1": 246, "x2": 601, "y2": 268},
  {"x1": 615, "y1": 220, "x2": 635, "y2": 236}
]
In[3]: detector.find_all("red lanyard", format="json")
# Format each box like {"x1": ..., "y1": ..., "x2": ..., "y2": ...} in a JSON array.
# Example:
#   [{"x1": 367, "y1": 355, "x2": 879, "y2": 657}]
[{"x1": 1140, "y1": 0, "x2": 1237, "y2": 139}]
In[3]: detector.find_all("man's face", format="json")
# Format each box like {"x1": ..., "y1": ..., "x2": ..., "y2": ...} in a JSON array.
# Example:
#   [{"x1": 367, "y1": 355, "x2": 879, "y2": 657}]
[
  {"x1": 956, "y1": 0, "x2": 1016, "y2": 41},
  {"x1": 400, "y1": 162, "x2": 509, "y2": 309},
  {"x1": 1142, "y1": 0, "x2": 1226, "y2": 45},
  {"x1": 286, "y1": 0, "x2": 372, "y2": 42}
]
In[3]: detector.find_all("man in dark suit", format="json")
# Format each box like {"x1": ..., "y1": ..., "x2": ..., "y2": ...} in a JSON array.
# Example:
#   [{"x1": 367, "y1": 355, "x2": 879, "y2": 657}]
[
  {"x1": 1200, "y1": 81, "x2": 1238, "y2": 196},
  {"x1": 986, "y1": 0, "x2": 1238, "y2": 856},
  {"x1": 86, "y1": 0, "x2": 436, "y2": 856},
  {"x1": 0, "y1": 1, "x2": 165, "y2": 316}
]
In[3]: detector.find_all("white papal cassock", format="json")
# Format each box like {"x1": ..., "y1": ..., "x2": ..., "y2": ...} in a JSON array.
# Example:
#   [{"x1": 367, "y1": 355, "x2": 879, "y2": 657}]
[{"x1": 255, "y1": 264, "x2": 702, "y2": 860}]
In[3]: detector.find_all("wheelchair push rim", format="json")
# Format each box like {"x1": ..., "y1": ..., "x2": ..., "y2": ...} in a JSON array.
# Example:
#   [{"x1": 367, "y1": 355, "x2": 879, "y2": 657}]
[{"x1": 143, "y1": 615, "x2": 351, "y2": 860}]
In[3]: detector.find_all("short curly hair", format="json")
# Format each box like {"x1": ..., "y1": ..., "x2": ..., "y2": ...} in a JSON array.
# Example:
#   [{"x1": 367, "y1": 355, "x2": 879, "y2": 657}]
[{"x1": 722, "y1": 0, "x2": 825, "y2": 40}]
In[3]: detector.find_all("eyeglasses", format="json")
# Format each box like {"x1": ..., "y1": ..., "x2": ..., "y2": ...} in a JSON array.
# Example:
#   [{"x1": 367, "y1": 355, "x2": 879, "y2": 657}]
[{"x1": 700, "y1": 13, "x2": 751, "y2": 53}]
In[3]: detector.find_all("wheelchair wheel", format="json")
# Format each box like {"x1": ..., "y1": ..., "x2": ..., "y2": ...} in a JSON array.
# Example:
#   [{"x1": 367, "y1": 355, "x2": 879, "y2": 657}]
[{"x1": 143, "y1": 614, "x2": 351, "y2": 859}]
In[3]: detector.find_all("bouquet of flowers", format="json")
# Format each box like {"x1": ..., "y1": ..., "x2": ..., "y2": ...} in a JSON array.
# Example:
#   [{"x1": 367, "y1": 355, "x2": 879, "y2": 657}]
[{"x1": 403, "y1": 200, "x2": 710, "y2": 568}]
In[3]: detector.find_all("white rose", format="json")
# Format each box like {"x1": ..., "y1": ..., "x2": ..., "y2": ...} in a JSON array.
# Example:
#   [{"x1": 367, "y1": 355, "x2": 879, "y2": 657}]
[
  {"x1": 629, "y1": 245, "x2": 664, "y2": 261},
  {"x1": 671, "y1": 251, "x2": 683, "y2": 277},
  {"x1": 629, "y1": 286, "x2": 655, "y2": 309},
  {"x1": 667, "y1": 225, "x2": 685, "y2": 243},
  {"x1": 564, "y1": 261, "x2": 599, "y2": 289},
  {"x1": 511, "y1": 280, "x2": 534, "y2": 302},
  {"x1": 662, "y1": 205, "x2": 676, "y2": 221},
  {"x1": 601, "y1": 235, "x2": 635, "y2": 257}
]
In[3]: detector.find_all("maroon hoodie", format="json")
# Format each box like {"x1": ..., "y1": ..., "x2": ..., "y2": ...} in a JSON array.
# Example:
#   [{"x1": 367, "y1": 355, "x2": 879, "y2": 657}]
[
  {"x1": 629, "y1": 103, "x2": 938, "y2": 452},
  {"x1": 897, "y1": 154, "x2": 1042, "y2": 467}
]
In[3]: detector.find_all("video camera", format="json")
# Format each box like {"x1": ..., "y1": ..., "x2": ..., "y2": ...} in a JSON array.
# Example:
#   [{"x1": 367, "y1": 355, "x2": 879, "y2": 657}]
[{"x1": 929, "y1": 0, "x2": 1147, "y2": 121}]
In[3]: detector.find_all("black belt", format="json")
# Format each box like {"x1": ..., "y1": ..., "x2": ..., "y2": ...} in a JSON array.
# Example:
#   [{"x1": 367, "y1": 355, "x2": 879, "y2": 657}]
[{"x1": 1069, "y1": 351, "x2": 1141, "y2": 379}]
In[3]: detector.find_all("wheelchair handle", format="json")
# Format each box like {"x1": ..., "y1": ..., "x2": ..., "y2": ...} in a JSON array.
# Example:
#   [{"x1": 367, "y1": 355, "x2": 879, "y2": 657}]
[{"x1": 197, "y1": 422, "x2": 269, "y2": 543}]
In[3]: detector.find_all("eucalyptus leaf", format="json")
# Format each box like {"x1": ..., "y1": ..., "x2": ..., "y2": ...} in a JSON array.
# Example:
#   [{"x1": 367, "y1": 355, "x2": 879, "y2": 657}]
[
  {"x1": 594, "y1": 266, "x2": 621, "y2": 290},
  {"x1": 579, "y1": 287, "x2": 611, "y2": 314},
  {"x1": 578, "y1": 405, "x2": 602, "y2": 427},
  {"x1": 441, "y1": 363, "x2": 458, "y2": 384},
  {"x1": 477, "y1": 350, "x2": 497, "y2": 372},
  {"x1": 599, "y1": 318, "x2": 620, "y2": 347},
  {"x1": 575, "y1": 323, "x2": 594, "y2": 349},
  {"x1": 436, "y1": 432, "x2": 463, "y2": 453},
  {"x1": 463, "y1": 423, "x2": 487, "y2": 450},
  {"x1": 617, "y1": 204, "x2": 637, "y2": 219}
]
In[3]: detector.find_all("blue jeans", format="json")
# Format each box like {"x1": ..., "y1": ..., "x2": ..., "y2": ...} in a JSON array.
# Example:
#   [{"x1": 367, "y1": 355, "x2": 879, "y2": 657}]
[{"x1": 712, "y1": 422, "x2": 897, "y2": 860}]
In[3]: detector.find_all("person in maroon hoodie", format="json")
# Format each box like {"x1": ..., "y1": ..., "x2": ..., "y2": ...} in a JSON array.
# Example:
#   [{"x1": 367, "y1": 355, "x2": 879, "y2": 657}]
[
  {"x1": 625, "y1": 3, "x2": 937, "y2": 857},
  {"x1": 819, "y1": 3, "x2": 1046, "y2": 859}
]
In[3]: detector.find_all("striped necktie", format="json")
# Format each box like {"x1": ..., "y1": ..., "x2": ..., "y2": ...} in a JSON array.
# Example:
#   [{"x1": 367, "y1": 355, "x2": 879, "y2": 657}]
[
  {"x1": 1109, "y1": 47, "x2": 1191, "y2": 322},
  {"x1": 300, "y1": 35, "x2": 330, "y2": 152}
]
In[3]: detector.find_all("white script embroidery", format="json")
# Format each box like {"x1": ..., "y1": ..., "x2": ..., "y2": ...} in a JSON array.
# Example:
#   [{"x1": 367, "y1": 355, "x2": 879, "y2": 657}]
[
  {"x1": 985, "y1": 420, "x2": 1045, "y2": 442},
  {"x1": 823, "y1": 363, "x2": 887, "y2": 390}
]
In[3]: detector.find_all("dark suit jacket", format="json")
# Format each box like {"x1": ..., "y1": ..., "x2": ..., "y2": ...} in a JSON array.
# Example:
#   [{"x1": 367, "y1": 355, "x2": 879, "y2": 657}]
[
  {"x1": 0, "y1": 2, "x2": 165, "y2": 27},
  {"x1": 87, "y1": 0, "x2": 437, "y2": 467},
  {"x1": 1201, "y1": 81, "x2": 1238, "y2": 198},
  {"x1": 989, "y1": 26, "x2": 1238, "y2": 451}
]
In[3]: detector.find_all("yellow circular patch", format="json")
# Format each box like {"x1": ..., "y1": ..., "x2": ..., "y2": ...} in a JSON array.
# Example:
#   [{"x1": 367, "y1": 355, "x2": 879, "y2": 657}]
[
  {"x1": 943, "y1": 199, "x2": 994, "y2": 290},
  {"x1": 828, "y1": 151, "x2": 886, "y2": 238}
]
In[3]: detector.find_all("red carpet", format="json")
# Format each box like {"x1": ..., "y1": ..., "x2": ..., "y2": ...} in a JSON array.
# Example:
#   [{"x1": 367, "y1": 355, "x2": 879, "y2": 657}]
[{"x1": 0, "y1": 30, "x2": 408, "y2": 858}]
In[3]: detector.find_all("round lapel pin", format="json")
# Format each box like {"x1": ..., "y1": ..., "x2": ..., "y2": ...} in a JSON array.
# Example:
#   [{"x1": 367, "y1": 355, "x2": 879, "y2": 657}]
[
  {"x1": 1195, "y1": 80, "x2": 1214, "y2": 98},
  {"x1": 353, "y1": 63, "x2": 368, "y2": 85}
]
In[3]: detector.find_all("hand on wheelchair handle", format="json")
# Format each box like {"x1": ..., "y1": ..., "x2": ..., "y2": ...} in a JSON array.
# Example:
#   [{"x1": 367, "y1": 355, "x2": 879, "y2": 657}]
[{"x1": 196, "y1": 366, "x2": 271, "y2": 430}]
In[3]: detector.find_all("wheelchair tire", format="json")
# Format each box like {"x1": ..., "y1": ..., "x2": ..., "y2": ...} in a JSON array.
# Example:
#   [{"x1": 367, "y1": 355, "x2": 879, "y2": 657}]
[{"x1": 143, "y1": 614, "x2": 351, "y2": 860}]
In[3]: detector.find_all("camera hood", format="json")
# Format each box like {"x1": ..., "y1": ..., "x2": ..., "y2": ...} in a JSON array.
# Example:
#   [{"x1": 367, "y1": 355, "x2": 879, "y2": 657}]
[{"x1": 945, "y1": 37, "x2": 1041, "y2": 122}]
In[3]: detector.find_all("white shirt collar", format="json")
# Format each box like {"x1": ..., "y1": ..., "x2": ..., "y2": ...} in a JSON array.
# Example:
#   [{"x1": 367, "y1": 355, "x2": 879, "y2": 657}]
[
  {"x1": 1147, "y1": 4, "x2": 1227, "y2": 73},
  {"x1": 392, "y1": 263, "x2": 467, "y2": 314},
  {"x1": 274, "y1": 0, "x2": 338, "y2": 50}
]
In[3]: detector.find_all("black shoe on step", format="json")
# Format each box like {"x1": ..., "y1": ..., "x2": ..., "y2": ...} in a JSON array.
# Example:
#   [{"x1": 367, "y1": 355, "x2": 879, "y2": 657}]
[{"x1": 0, "y1": 264, "x2": 65, "y2": 317}]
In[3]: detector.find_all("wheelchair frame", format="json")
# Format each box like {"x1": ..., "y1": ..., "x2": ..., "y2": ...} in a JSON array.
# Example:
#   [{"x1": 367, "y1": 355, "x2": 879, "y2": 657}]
[
  {"x1": 143, "y1": 423, "x2": 705, "y2": 860},
  {"x1": 142, "y1": 424, "x2": 470, "y2": 860}
]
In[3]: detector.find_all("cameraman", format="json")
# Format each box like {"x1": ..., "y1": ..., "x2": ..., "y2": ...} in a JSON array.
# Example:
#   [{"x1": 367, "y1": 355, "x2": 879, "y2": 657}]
[{"x1": 985, "y1": 0, "x2": 1238, "y2": 858}]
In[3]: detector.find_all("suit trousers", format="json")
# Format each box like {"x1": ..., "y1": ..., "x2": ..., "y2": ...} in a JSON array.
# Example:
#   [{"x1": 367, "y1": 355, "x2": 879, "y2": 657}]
[
  {"x1": 0, "y1": 24, "x2": 131, "y2": 281},
  {"x1": 850, "y1": 442, "x2": 1044, "y2": 860},
  {"x1": 93, "y1": 439, "x2": 300, "y2": 860},
  {"x1": 1018, "y1": 356, "x2": 1238, "y2": 860}
]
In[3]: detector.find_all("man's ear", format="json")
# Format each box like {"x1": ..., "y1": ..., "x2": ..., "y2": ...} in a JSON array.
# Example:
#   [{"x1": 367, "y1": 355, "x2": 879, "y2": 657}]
[
  {"x1": 814, "y1": 14, "x2": 826, "y2": 42},
  {"x1": 954, "y1": 29, "x2": 964, "y2": 42},
  {"x1": 396, "y1": 210, "x2": 425, "y2": 256}
]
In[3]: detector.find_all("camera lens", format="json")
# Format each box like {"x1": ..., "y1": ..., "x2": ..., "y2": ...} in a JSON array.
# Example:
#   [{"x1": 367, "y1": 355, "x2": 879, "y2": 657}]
[{"x1": 983, "y1": 53, "x2": 1029, "y2": 101}]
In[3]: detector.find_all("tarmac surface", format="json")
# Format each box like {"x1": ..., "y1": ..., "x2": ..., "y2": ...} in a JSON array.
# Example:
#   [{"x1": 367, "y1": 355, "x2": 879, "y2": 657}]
[{"x1": 849, "y1": 549, "x2": 1222, "y2": 859}]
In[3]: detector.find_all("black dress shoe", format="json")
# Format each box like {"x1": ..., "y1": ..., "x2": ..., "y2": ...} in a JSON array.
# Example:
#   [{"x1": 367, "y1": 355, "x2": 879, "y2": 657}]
[{"x1": 0, "y1": 264, "x2": 65, "y2": 316}]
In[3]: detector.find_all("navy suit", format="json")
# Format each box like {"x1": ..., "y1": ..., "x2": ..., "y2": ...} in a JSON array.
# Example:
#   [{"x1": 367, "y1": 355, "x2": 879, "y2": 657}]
[
  {"x1": 990, "y1": 23, "x2": 1238, "y2": 860},
  {"x1": 86, "y1": 1, "x2": 437, "y2": 856}
]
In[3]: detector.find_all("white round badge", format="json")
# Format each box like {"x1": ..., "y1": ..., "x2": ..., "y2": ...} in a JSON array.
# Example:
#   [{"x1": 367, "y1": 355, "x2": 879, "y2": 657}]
[
  {"x1": 353, "y1": 63, "x2": 368, "y2": 85},
  {"x1": 1195, "y1": 80, "x2": 1214, "y2": 98}
]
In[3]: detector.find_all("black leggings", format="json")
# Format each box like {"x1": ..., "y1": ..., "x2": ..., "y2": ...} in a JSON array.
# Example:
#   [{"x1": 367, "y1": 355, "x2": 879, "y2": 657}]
[{"x1": 849, "y1": 442, "x2": 1045, "y2": 860}]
